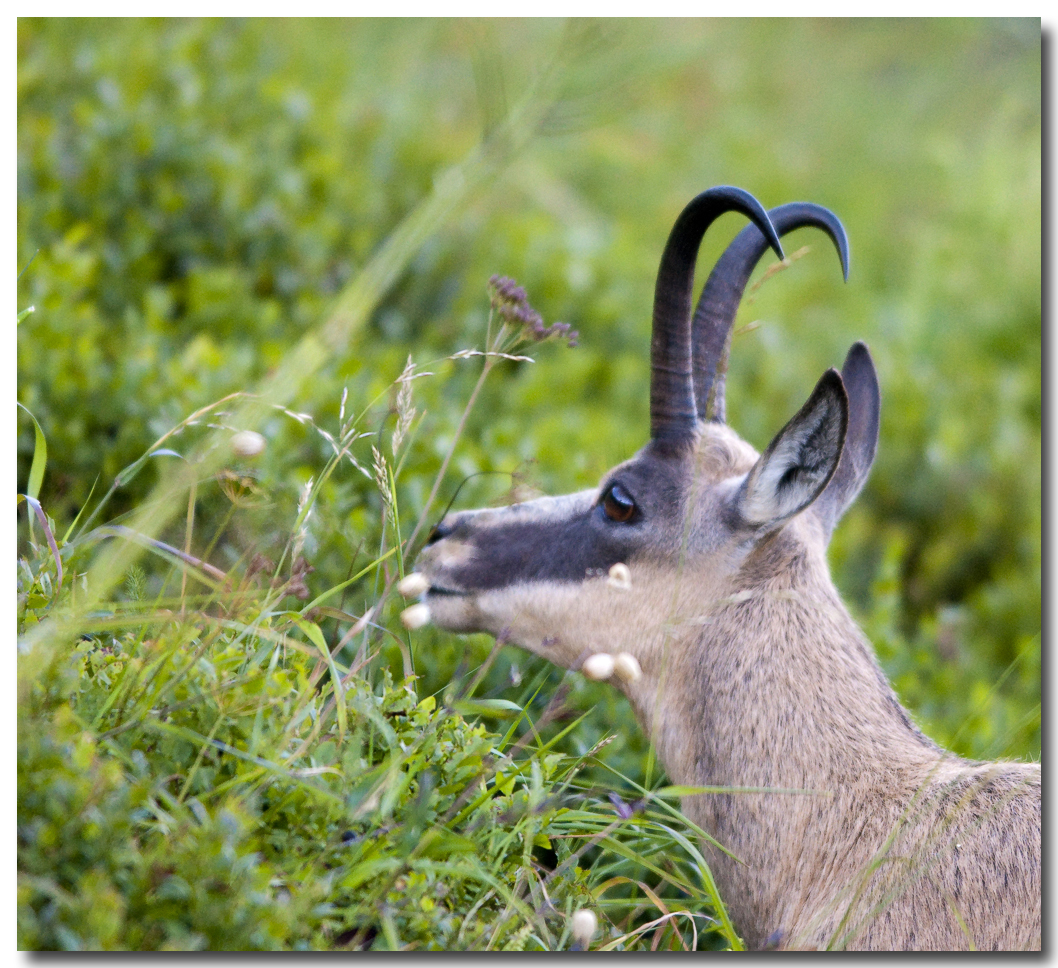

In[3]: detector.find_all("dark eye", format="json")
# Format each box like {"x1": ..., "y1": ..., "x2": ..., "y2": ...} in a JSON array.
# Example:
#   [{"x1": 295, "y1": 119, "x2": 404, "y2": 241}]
[{"x1": 602, "y1": 483, "x2": 637, "y2": 523}]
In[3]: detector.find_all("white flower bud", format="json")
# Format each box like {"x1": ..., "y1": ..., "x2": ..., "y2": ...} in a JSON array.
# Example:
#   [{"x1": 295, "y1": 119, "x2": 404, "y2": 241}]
[
  {"x1": 613, "y1": 652, "x2": 642, "y2": 683},
  {"x1": 400, "y1": 603, "x2": 431, "y2": 630},
  {"x1": 231, "y1": 430, "x2": 266, "y2": 457},
  {"x1": 571, "y1": 908, "x2": 597, "y2": 947},
  {"x1": 397, "y1": 572, "x2": 430, "y2": 598},
  {"x1": 607, "y1": 562, "x2": 631, "y2": 590},
  {"x1": 581, "y1": 652, "x2": 615, "y2": 681}
]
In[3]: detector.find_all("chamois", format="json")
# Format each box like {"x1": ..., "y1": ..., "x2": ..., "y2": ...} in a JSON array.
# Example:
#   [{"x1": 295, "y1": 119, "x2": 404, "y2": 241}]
[{"x1": 407, "y1": 187, "x2": 1041, "y2": 950}]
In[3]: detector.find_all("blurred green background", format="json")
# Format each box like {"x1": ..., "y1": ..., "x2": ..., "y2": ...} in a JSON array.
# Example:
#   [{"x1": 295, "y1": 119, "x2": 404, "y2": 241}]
[{"x1": 18, "y1": 17, "x2": 1040, "y2": 767}]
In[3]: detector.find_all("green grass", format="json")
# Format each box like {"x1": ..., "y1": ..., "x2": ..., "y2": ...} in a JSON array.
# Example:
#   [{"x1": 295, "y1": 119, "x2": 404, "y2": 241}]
[
  {"x1": 18, "y1": 17, "x2": 1039, "y2": 951},
  {"x1": 18, "y1": 315, "x2": 742, "y2": 950}
]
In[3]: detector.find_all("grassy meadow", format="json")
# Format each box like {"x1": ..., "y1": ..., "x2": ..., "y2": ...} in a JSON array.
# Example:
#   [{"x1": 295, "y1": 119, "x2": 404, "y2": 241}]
[{"x1": 17, "y1": 19, "x2": 1040, "y2": 950}]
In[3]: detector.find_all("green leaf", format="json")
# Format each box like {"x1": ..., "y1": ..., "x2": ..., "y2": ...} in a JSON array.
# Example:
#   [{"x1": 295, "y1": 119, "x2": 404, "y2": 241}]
[
  {"x1": 19, "y1": 494, "x2": 63, "y2": 588},
  {"x1": 494, "y1": 771, "x2": 516, "y2": 796},
  {"x1": 61, "y1": 475, "x2": 100, "y2": 545},
  {"x1": 417, "y1": 827, "x2": 478, "y2": 859},
  {"x1": 113, "y1": 448, "x2": 185, "y2": 488},
  {"x1": 451, "y1": 698, "x2": 523, "y2": 719},
  {"x1": 17, "y1": 249, "x2": 39, "y2": 282},
  {"x1": 17, "y1": 403, "x2": 47, "y2": 501},
  {"x1": 291, "y1": 617, "x2": 347, "y2": 741}
]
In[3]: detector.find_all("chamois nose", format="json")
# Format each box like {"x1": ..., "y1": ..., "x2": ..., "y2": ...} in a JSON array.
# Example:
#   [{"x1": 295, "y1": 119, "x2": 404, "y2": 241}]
[{"x1": 426, "y1": 516, "x2": 457, "y2": 545}]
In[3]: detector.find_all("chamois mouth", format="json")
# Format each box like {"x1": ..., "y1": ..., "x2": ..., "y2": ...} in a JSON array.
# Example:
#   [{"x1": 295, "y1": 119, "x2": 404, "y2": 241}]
[{"x1": 426, "y1": 585, "x2": 467, "y2": 597}]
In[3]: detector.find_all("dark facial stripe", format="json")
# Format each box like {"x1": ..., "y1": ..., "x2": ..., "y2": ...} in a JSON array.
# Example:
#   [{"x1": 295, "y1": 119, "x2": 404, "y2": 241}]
[{"x1": 447, "y1": 508, "x2": 640, "y2": 590}]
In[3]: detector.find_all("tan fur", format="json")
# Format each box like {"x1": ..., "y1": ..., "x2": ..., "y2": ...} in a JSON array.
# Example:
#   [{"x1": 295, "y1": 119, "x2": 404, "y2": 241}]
[{"x1": 417, "y1": 422, "x2": 1040, "y2": 951}]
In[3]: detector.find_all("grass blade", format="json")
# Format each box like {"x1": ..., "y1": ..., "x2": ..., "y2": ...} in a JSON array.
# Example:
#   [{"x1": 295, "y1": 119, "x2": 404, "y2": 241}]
[{"x1": 17, "y1": 403, "x2": 47, "y2": 502}]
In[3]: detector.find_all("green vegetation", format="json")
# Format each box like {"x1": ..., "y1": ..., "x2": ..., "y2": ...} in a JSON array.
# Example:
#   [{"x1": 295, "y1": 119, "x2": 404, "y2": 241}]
[{"x1": 18, "y1": 18, "x2": 1039, "y2": 951}]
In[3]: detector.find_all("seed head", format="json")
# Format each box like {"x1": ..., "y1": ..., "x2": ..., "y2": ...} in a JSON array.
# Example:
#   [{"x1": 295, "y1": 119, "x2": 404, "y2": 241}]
[
  {"x1": 613, "y1": 652, "x2": 642, "y2": 684},
  {"x1": 292, "y1": 478, "x2": 314, "y2": 564},
  {"x1": 570, "y1": 909, "x2": 598, "y2": 948},
  {"x1": 487, "y1": 274, "x2": 579, "y2": 348},
  {"x1": 581, "y1": 652, "x2": 615, "y2": 681},
  {"x1": 231, "y1": 430, "x2": 266, "y2": 457},
  {"x1": 397, "y1": 572, "x2": 430, "y2": 598},
  {"x1": 392, "y1": 355, "x2": 417, "y2": 455},
  {"x1": 400, "y1": 603, "x2": 432, "y2": 630},
  {"x1": 607, "y1": 562, "x2": 631, "y2": 590}
]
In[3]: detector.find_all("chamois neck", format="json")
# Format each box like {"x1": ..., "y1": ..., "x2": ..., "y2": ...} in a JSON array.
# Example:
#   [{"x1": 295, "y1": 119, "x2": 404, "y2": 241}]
[
  {"x1": 627, "y1": 540, "x2": 949, "y2": 949},
  {"x1": 637, "y1": 534, "x2": 942, "y2": 793}
]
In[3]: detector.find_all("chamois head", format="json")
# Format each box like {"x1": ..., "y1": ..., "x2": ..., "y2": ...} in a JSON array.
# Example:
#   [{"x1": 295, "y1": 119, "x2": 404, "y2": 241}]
[{"x1": 412, "y1": 186, "x2": 880, "y2": 703}]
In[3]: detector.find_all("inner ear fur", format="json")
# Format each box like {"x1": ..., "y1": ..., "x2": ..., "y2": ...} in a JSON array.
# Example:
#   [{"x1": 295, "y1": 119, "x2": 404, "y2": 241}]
[{"x1": 737, "y1": 368, "x2": 849, "y2": 531}]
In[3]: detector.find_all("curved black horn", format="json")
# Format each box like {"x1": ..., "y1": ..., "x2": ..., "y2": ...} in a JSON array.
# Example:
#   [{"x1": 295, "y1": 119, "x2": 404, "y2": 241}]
[
  {"x1": 650, "y1": 186, "x2": 784, "y2": 451},
  {"x1": 692, "y1": 202, "x2": 850, "y2": 424}
]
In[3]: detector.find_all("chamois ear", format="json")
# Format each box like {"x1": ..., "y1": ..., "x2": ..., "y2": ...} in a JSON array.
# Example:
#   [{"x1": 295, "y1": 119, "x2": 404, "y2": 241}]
[
  {"x1": 814, "y1": 342, "x2": 881, "y2": 540},
  {"x1": 737, "y1": 369, "x2": 849, "y2": 532}
]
